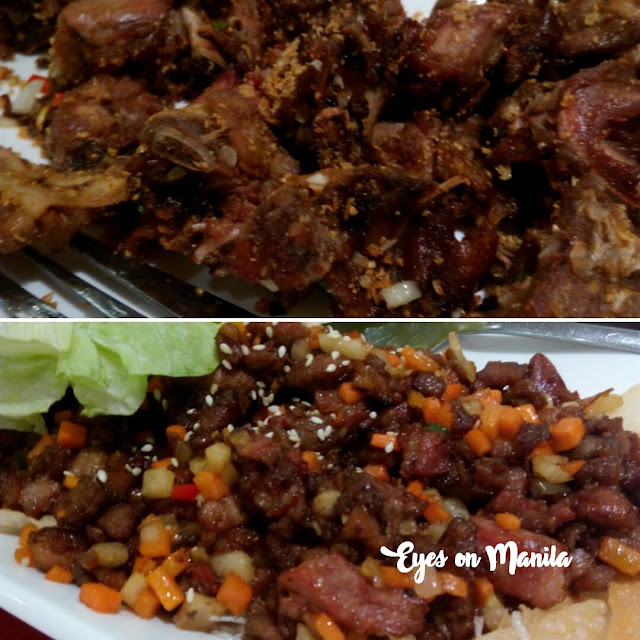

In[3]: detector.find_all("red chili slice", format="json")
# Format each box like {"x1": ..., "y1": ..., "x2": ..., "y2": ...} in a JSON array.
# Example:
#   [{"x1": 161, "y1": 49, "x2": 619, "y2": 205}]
[{"x1": 171, "y1": 484, "x2": 199, "y2": 501}]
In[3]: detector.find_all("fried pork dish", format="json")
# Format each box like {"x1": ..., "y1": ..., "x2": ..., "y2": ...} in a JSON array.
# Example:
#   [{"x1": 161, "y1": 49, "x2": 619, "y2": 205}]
[
  {"x1": 2, "y1": 323, "x2": 640, "y2": 638},
  {"x1": 1, "y1": 1, "x2": 640, "y2": 316}
]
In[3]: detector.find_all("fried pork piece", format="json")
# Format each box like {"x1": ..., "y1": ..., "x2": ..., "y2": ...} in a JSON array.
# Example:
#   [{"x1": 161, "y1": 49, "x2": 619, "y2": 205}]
[
  {"x1": 553, "y1": 0, "x2": 640, "y2": 59},
  {"x1": 0, "y1": 148, "x2": 129, "y2": 253},
  {"x1": 50, "y1": 0, "x2": 177, "y2": 88},
  {"x1": 46, "y1": 75, "x2": 164, "y2": 171}
]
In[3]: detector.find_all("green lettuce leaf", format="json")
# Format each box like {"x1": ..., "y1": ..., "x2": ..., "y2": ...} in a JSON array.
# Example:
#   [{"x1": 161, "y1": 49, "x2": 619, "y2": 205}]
[{"x1": 0, "y1": 322, "x2": 220, "y2": 427}]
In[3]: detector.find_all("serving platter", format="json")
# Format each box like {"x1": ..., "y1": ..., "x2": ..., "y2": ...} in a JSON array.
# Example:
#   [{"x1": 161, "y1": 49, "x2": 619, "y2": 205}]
[{"x1": 1, "y1": 331, "x2": 639, "y2": 640}]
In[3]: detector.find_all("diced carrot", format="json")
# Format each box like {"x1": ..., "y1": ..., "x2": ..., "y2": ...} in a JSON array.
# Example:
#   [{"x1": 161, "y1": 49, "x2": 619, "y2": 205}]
[
  {"x1": 163, "y1": 549, "x2": 190, "y2": 577},
  {"x1": 63, "y1": 474, "x2": 79, "y2": 490},
  {"x1": 443, "y1": 383, "x2": 464, "y2": 401},
  {"x1": 27, "y1": 434, "x2": 55, "y2": 459},
  {"x1": 379, "y1": 566, "x2": 415, "y2": 589},
  {"x1": 138, "y1": 520, "x2": 172, "y2": 558},
  {"x1": 422, "y1": 398, "x2": 453, "y2": 430},
  {"x1": 550, "y1": 417, "x2": 585, "y2": 452},
  {"x1": 216, "y1": 572, "x2": 253, "y2": 615},
  {"x1": 598, "y1": 537, "x2": 640, "y2": 576},
  {"x1": 133, "y1": 587, "x2": 161, "y2": 619},
  {"x1": 464, "y1": 429, "x2": 492, "y2": 457},
  {"x1": 495, "y1": 512, "x2": 521, "y2": 531},
  {"x1": 147, "y1": 376, "x2": 165, "y2": 395},
  {"x1": 438, "y1": 572, "x2": 468, "y2": 598},
  {"x1": 424, "y1": 501, "x2": 452, "y2": 524},
  {"x1": 562, "y1": 459, "x2": 586, "y2": 476},
  {"x1": 407, "y1": 390, "x2": 427, "y2": 408},
  {"x1": 313, "y1": 613, "x2": 346, "y2": 640},
  {"x1": 496, "y1": 406, "x2": 525, "y2": 440},
  {"x1": 151, "y1": 457, "x2": 173, "y2": 469},
  {"x1": 338, "y1": 382, "x2": 365, "y2": 404},
  {"x1": 57, "y1": 421, "x2": 87, "y2": 449},
  {"x1": 386, "y1": 352, "x2": 401, "y2": 368},
  {"x1": 166, "y1": 425, "x2": 187, "y2": 440},
  {"x1": 308, "y1": 326, "x2": 322, "y2": 350},
  {"x1": 147, "y1": 566, "x2": 185, "y2": 611},
  {"x1": 473, "y1": 578, "x2": 494, "y2": 605},
  {"x1": 406, "y1": 480, "x2": 426, "y2": 498},
  {"x1": 20, "y1": 524, "x2": 37, "y2": 549},
  {"x1": 133, "y1": 556, "x2": 157, "y2": 576},
  {"x1": 475, "y1": 388, "x2": 502, "y2": 407},
  {"x1": 516, "y1": 404, "x2": 538, "y2": 423},
  {"x1": 193, "y1": 470, "x2": 229, "y2": 500},
  {"x1": 363, "y1": 464, "x2": 390, "y2": 482},
  {"x1": 400, "y1": 346, "x2": 439, "y2": 372},
  {"x1": 79, "y1": 583, "x2": 122, "y2": 614},
  {"x1": 479, "y1": 406, "x2": 501, "y2": 442},
  {"x1": 52, "y1": 91, "x2": 65, "y2": 107},
  {"x1": 529, "y1": 440, "x2": 554, "y2": 458},
  {"x1": 370, "y1": 433, "x2": 398, "y2": 451},
  {"x1": 232, "y1": 322, "x2": 247, "y2": 337},
  {"x1": 45, "y1": 565, "x2": 73, "y2": 584},
  {"x1": 53, "y1": 409, "x2": 74, "y2": 424},
  {"x1": 301, "y1": 451, "x2": 320, "y2": 472},
  {"x1": 14, "y1": 547, "x2": 34, "y2": 567}
]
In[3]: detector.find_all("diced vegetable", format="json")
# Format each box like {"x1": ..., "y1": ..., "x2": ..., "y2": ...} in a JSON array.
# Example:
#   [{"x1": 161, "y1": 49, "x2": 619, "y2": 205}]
[
  {"x1": 532, "y1": 454, "x2": 573, "y2": 483},
  {"x1": 550, "y1": 417, "x2": 585, "y2": 452},
  {"x1": 370, "y1": 433, "x2": 398, "y2": 451},
  {"x1": 312, "y1": 490, "x2": 342, "y2": 517},
  {"x1": 63, "y1": 475, "x2": 79, "y2": 490},
  {"x1": 80, "y1": 583, "x2": 122, "y2": 614},
  {"x1": 193, "y1": 470, "x2": 229, "y2": 500},
  {"x1": 473, "y1": 577, "x2": 494, "y2": 605},
  {"x1": 141, "y1": 468, "x2": 175, "y2": 499},
  {"x1": 171, "y1": 484, "x2": 199, "y2": 501},
  {"x1": 151, "y1": 458, "x2": 173, "y2": 469},
  {"x1": 562, "y1": 459, "x2": 586, "y2": 476},
  {"x1": 301, "y1": 451, "x2": 320, "y2": 471},
  {"x1": 464, "y1": 429, "x2": 492, "y2": 456},
  {"x1": 443, "y1": 383, "x2": 464, "y2": 400},
  {"x1": 495, "y1": 513, "x2": 521, "y2": 531},
  {"x1": 27, "y1": 434, "x2": 55, "y2": 460},
  {"x1": 133, "y1": 556, "x2": 157, "y2": 576},
  {"x1": 205, "y1": 442, "x2": 232, "y2": 473},
  {"x1": 379, "y1": 566, "x2": 414, "y2": 589},
  {"x1": 422, "y1": 398, "x2": 453, "y2": 430},
  {"x1": 91, "y1": 542, "x2": 129, "y2": 567},
  {"x1": 147, "y1": 566, "x2": 185, "y2": 611},
  {"x1": 163, "y1": 549, "x2": 190, "y2": 577},
  {"x1": 174, "y1": 592, "x2": 226, "y2": 632},
  {"x1": 133, "y1": 587, "x2": 161, "y2": 619},
  {"x1": 362, "y1": 464, "x2": 390, "y2": 482},
  {"x1": 424, "y1": 501, "x2": 452, "y2": 524},
  {"x1": 19, "y1": 524, "x2": 36, "y2": 549},
  {"x1": 211, "y1": 550, "x2": 256, "y2": 583},
  {"x1": 406, "y1": 480, "x2": 426, "y2": 498},
  {"x1": 216, "y1": 571, "x2": 253, "y2": 615},
  {"x1": 166, "y1": 424, "x2": 187, "y2": 440},
  {"x1": 413, "y1": 565, "x2": 443, "y2": 601},
  {"x1": 138, "y1": 518, "x2": 172, "y2": 557},
  {"x1": 400, "y1": 346, "x2": 439, "y2": 372},
  {"x1": 313, "y1": 612, "x2": 346, "y2": 640},
  {"x1": 338, "y1": 382, "x2": 365, "y2": 404},
  {"x1": 14, "y1": 547, "x2": 34, "y2": 567},
  {"x1": 598, "y1": 537, "x2": 640, "y2": 576},
  {"x1": 57, "y1": 421, "x2": 87, "y2": 449},
  {"x1": 439, "y1": 571, "x2": 469, "y2": 598},
  {"x1": 45, "y1": 565, "x2": 73, "y2": 584},
  {"x1": 121, "y1": 572, "x2": 148, "y2": 608}
]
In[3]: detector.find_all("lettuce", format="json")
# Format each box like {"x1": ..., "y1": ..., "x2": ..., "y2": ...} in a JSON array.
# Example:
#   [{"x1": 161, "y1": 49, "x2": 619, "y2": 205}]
[{"x1": 0, "y1": 322, "x2": 220, "y2": 427}]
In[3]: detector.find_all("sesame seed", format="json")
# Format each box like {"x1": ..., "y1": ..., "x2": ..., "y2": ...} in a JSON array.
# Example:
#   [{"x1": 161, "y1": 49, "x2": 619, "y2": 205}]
[
  {"x1": 219, "y1": 343, "x2": 233, "y2": 355},
  {"x1": 292, "y1": 397, "x2": 300, "y2": 402},
  {"x1": 324, "y1": 425, "x2": 333, "y2": 437},
  {"x1": 310, "y1": 416, "x2": 324, "y2": 424},
  {"x1": 193, "y1": 422, "x2": 201, "y2": 431},
  {"x1": 151, "y1": 456, "x2": 158, "y2": 463},
  {"x1": 210, "y1": 383, "x2": 219, "y2": 395},
  {"x1": 268, "y1": 405, "x2": 281, "y2": 415},
  {"x1": 131, "y1": 446, "x2": 138, "y2": 453},
  {"x1": 205, "y1": 394, "x2": 214, "y2": 406},
  {"x1": 343, "y1": 335, "x2": 352, "y2": 342},
  {"x1": 251, "y1": 390, "x2": 258, "y2": 401},
  {"x1": 284, "y1": 365, "x2": 291, "y2": 373},
  {"x1": 342, "y1": 360, "x2": 351, "y2": 366},
  {"x1": 287, "y1": 429, "x2": 300, "y2": 442},
  {"x1": 369, "y1": 411, "x2": 378, "y2": 419},
  {"x1": 186, "y1": 588, "x2": 195, "y2": 603},
  {"x1": 63, "y1": 470, "x2": 73, "y2": 477},
  {"x1": 325, "y1": 363, "x2": 337, "y2": 373},
  {"x1": 153, "y1": 389, "x2": 162, "y2": 402},
  {"x1": 21, "y1": 557, "x2": 30, "y2": 567},
  {"x1": 301, "y1": 401, "x2": 311, "y2": 407},
  {"x1": 162, "y1": 399, "x2": 168, "y2": 411},
  {"x1": 241, "y1": 345, "x2": 250, "y2": 356},
  {"x1": 97, "y1": 470, "x2": 108, "y2": 483},
  {"x1": 305, "y1": 353, "x2": 314, "y2": 367},
  {"x1": 384, "y1": 442, "x2": 394, "y2": 454},
  {"x1": 256, "y1": 381, "x2": 266, "y2": 388},
  {"x1": 184, "y1": 431, "x2": 193, "y2": 441},
  {"x1": 253, "y1": 344, "x2": 266, "y2": 351},
  {"x1": 227, "y1": 424, "x2": 235, "y2": 432},
  {"x1": 222, "y1": 359, "x2": 232, "y2": 370},
  {"x1": 278, "y1": 345, "x2": 287, "y2": 358},
  {"x1": 186, "y1": 408, "x2": 196, "y2": 415},
  {"x1": 140, "y1": 444, "x2": 153, "y2": 453},
  {"x1": 258, "y1": 388, "x2": 265, "y2": 397},
  {"x1": 326, "y1": 463, "x2": 334, "y2": 469},
  {"x1": 266, "y1": 326, "x2": 274, "y2": 339},
  {"x1": 265, "y1": 432, "x2": 274, "y2": 438},
  {"x1": 125, "y1": 464, "x2": 133, "y2": 473},
  {"x1": 331, "y1": 350, "x2": 340, "y2": 360},
  {"x1": 317, "y1": 429, "x2": 327, "y2": 441},
  {"x1": 263, "y1": 393, "x2": 275, "y2": 406},
  {"x1": 169, "y1": 458, "x2": 177, "y2": 468}
]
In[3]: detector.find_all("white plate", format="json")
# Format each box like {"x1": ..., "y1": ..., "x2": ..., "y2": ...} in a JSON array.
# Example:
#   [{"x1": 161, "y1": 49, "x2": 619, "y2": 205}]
[
  {"x1": 0, "y1": 1, "x2": 438, "y2": 318},
  {"x1": 1, "y1": 331, "x2": 639, "y2": 640}
]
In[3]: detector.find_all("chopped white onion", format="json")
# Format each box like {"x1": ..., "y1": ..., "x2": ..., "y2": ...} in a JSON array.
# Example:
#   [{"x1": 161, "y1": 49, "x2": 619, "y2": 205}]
[
  {"x1": 12, "y1": 78, "x2": 46, "y2": 115},
  {"x1": 380, "y1": 280, "x2": 421, "y2": 309},
  {"x1": 306, "y1": 172, "x2": 329, "y2": 187}
]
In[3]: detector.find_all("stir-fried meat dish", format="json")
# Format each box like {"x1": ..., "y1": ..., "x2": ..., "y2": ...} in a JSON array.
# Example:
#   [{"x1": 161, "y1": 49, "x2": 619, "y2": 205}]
[
  {"x1": 1, "y1": 1, "x2": 640, "y2": 316},
  {"x1": 2, "y1": 323, "x2": 640, "y2": 639}
]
